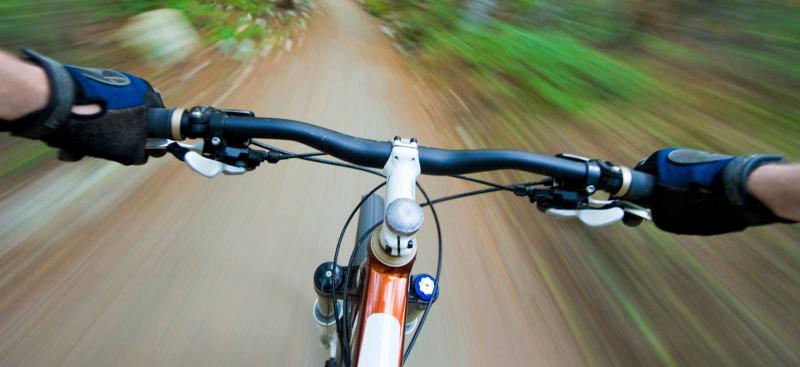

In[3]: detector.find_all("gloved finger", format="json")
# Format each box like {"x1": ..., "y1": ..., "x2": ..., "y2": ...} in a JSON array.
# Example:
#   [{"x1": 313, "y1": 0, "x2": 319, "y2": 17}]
[
  {"x1": 57, "y1": 149, "x2": 85, "y2": 162},
  {"x1": 146, "y1": 86, "x2": 165, "y2": 108},
  {"x1": 633, "y1": 150, "x2": 663, "y2": 173}
]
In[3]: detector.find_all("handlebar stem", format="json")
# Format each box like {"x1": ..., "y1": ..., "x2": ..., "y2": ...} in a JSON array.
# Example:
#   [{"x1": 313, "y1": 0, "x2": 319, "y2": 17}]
[{"x1": 373, "y1": 137, "x2": 421, "y2": 267}]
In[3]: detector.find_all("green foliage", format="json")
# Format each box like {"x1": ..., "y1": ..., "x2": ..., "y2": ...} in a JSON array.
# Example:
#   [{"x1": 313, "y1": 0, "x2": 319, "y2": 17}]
[
  {"x1": 88, "y1": 0, "x2": 162, "y2": 18},
  {"x1": 363, "y1": 1, "x2": 651, "y2": 113},
  {"x1": 0, "y1": 0, "x2": 276, "y2": 52},
  {"x1": 381, "y1": 0, "x2": 461, "y2": 50},
  {"x1": 495, "y1": 0, "x2": 637, "y2": 44},
  {"x1": 163, "y1": 0, "x2": 274, "y2": 43},
  {"x1": 363, "y1": 0, "x2": 390, "y2": 16},
  {"x1": 428, "y1": 23, "x2": 653, "y2": 112},
  {"x1": 165, "y1": 0, "x2": 236, "y2": 42},
  {"x1": 363, "y1": 0, "x2": 798, "y2": 125},
  {"x1": 219, "y1": 0, "x2": 274, "y2": 15},
  {"x1": 236, "y1": 23, "x2": 268, "y2": 42}
]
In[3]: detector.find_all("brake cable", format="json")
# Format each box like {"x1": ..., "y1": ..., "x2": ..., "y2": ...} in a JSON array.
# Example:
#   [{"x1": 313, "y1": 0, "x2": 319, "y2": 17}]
[
  {"x1": 331, "y1": 182, "x2": 387, "y2": 366},
  {"x1": 246, "y1": 139, "x2": 549, "y2": 366},
  {"x1": 328, "y1": 181, "x2": 444, "y2": 367},
  {"x1": 342, "y1": 221, "x2": 382, "y2": 344},
  {"x1": 403, "y1": 182, "x2": 442, "y2": 365},
  {"x1": 421, "y1": 179, "x2": 552, "y2": 207},
  {"x1": 250, "y1": 140, "x2": 543, "y2": 192},
  {"x1": 251, "y1": 140, "x2": 386, "y2": 178}
]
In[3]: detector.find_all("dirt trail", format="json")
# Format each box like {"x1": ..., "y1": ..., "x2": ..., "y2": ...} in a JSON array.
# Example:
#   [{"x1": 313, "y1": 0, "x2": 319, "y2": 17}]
[{"x1": 0, "y1": 1, "x2": 582, "y2": 366}]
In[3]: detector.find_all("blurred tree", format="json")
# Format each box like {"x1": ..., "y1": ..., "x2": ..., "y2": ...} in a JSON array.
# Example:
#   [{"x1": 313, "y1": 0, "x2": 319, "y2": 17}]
[
  {"x1": 464, "y1": 0, "x2": 497, "y2": 24},
  {"x1": 278, "y1": 0, "x2": 296, "y2": 9}
]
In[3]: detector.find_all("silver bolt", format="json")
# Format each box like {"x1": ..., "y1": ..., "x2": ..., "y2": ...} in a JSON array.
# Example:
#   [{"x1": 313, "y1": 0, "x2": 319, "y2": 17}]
[
  {"x1": 211, "y1": 136, "x2": 221, "y2": 146},
  {"x1": 585, "y1": 185, "x2": 596, "y2": 194},
  {"x1": 385, "y1": 198, "x2": 424, "y2": 236},
  {"x1": 325, "y1": 270, "x2": 332, "y2": 277}
]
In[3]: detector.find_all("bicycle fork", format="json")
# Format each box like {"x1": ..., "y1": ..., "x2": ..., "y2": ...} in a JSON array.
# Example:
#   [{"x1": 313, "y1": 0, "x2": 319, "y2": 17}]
[
  {"x1": 312, "y1": 138, "x2": 438, "y2": 366},
  {"x1": 312, "y1": 263, "x2": 438, "y2": 364}
]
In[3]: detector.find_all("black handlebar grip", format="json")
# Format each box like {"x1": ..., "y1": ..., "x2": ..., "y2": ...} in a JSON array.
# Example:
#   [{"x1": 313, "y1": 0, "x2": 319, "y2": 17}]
[
  {"x1": 625, "y1": 170, "x2": 655, "y2": 201},
  {"x1": 147, "y1": 107, "x2": 174, "y2": 139}
]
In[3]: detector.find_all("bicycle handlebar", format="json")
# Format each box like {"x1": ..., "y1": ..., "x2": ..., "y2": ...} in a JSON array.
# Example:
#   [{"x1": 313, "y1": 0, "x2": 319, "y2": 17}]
[
  {"x1": 147, "y1": 107, "x2": 654, "y2": 201},
  {"x1": 224, "y1": 115, "x2": 591, "y2": 178}
]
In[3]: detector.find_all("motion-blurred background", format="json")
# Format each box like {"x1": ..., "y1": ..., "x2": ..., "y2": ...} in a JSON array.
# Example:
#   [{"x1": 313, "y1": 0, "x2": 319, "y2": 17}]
[{"x1": 1, "y1": 0, "x2": 799, "y2": 366}]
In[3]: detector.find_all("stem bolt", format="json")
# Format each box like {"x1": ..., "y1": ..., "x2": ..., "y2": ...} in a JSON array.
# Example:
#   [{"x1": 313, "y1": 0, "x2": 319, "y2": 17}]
[
  {"x1": 385, "y1": 198, "x2": 424, "y2": 236},
  {"x1": 585, "y1": 185, "x2": 596, "y2": 194},
  {"x1": 211, "y1": 136, "x2": 221, "y2": 146}
]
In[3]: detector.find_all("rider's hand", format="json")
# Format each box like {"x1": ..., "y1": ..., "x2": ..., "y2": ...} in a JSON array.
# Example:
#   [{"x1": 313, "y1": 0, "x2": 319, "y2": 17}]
[
  {"x1": 1, "y1": 49, "x2": 163, "y2": 165},
  {"x1": 634, "y1": 148, "x2": 792, "y2": 235}
]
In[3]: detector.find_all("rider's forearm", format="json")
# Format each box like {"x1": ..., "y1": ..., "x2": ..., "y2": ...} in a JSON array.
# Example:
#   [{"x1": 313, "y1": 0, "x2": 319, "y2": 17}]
[
  {"x1": 0, "y1": 49, "x2": 50, "y2": 121},
  {"x1": 747, "y1": 163, "x2": 800, "y2": 221}
]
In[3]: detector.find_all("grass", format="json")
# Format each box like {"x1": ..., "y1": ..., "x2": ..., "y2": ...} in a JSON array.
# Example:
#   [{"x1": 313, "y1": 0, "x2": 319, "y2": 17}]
[
  {"x1": 161, "y1": 0, "x2": 275, "y2": 43},
  {"x1": 359, "y1": 3, "x2": 800, "y2": 365},
  {"x1": 364, "y1": 1, "x2": 798, "y2": 156},
  {"x1": 364, "y1": 1, "x2": 653, "y2": 115},
  {"x1": 363, "y1": 0, "x2": 390, "y2": 16},
  {"x1": 426, "y1": 23, "x2": 654, "y2": 113},
  {"x1": 0, "y1": 0, "x2": 278, "y2": 52}
]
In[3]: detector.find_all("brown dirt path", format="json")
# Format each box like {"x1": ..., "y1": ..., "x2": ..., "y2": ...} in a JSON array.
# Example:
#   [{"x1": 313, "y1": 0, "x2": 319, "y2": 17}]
[{"x1": 0, "y1": 1, "x2": 583, "y2": 366}]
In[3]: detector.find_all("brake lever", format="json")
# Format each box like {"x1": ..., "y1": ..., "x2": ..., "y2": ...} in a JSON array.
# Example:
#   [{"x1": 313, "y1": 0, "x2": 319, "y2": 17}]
[
  {"x1": 183, "y1": 151, "x2": 246, "y2": 177},
  {"x1": 546, "y1": 207, "x2": 626, "y2": 227},
  {"x1": 151, "y1": 140, "x2": 247, "y2": 178},
  {"x1": 545, "y1": 198, "x2": 651, "y2": 227}
]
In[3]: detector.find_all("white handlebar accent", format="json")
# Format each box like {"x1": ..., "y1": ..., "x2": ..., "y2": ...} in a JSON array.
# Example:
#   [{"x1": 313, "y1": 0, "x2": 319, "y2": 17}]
[
  {"x1": 616, "y1": 166, "x2": 632, "y2": 198},
  {"x1": 184, "y1": 151, "x2": 247, "y2": 178},
  {"x1": 382, "y1": 139, "x2": 420, "y2": 205},
  {"x1": 373, "y1": 138, "x2": 421, "y2": 266},
  {"x1": 546, "y1": 207, "x2": 625, "y2": 227},
  {"x1": 170, "y1": 108, "x2": 184, "y2": 140}
]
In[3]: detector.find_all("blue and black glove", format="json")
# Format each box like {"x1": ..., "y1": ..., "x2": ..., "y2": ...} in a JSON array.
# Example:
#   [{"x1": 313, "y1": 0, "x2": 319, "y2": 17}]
[
  {"x1": 2, "y1": 49, "x2": 163, "y2": 165},
  {"x1": 634, "y1": 148, "x2": 792, "y2": 235}
]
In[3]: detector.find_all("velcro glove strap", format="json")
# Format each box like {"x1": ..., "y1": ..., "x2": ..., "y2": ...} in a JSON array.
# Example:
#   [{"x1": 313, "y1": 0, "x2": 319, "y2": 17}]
[
  {"x1": 4, "y1": 49, "x2": 76, "y2": 138},
  {"x1": 4, "y1": 49, "x2": 163, "y2": 165},
  {"x1": 721, "y1": 155, "x2": 791, "y2": 225}
]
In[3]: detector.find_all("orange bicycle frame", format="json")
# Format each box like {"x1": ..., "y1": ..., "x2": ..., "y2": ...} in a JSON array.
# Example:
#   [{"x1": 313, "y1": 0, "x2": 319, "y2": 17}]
[{"x1": 350, "y1": 248, "x2": 414, "y2": 367}]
